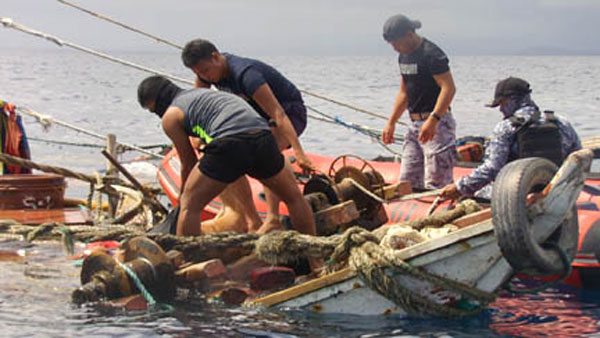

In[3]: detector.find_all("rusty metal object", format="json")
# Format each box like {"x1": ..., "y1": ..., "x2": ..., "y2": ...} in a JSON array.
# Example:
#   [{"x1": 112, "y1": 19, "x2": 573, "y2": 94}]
[
  {"x1": 328, "y1": 155, "x2": 385, "y2": 191},
  {"x1": 334, "y1": 166, "x2": 370, "y2": 188},
  {"x1": 301, "y1": 155, "x2": 390, "y2": 233},
  {"x1": 303, "y1": 175, "x2": 338, "y2": 204},
  {"x1": 328, "y1": 155, "x2": 386, "y2": 208},
  {"x1": 72, "y1": 236, "x2": 175, "y2": 304}
]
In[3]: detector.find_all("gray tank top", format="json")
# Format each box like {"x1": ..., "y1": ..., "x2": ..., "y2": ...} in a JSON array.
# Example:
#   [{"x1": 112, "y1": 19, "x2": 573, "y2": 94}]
[{"x1": 171, "y1": 88, "x2": 269, "y2": 143}]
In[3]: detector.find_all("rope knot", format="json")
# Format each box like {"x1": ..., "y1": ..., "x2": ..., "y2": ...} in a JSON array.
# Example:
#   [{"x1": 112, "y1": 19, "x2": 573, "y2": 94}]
[
  {"x1": 1, "y1": 17, "x2": 14, "y2": 27},
  {"x1": 328, "y1": 226, "x2": 379, "y2": 267}
]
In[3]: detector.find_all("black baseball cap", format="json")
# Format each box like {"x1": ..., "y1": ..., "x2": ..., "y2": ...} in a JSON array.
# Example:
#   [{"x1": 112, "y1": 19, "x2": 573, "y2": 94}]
[
  {"x1": 383, "y1": 14, "x2": 422, "y2": 42},
  {"x1": 486, "y1": 77, "x2": 532, "y2": 107}
]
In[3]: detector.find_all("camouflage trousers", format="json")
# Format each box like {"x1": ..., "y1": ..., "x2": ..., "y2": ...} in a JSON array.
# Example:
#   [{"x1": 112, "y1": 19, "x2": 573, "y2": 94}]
[{"x1": 399, "y1": 113, "x2": 456, "y2": 190}]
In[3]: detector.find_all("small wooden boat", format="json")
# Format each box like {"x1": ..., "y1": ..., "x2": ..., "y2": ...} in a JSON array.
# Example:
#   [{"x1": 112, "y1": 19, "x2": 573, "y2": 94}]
[{"x1": 247, "y1": 150, "x2": 592, "y2": 316}]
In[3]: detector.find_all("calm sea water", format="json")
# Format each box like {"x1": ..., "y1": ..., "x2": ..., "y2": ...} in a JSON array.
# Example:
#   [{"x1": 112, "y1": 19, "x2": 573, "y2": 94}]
[{"x1": 1, "y1": 50, "x2": 600, "y2": 337}]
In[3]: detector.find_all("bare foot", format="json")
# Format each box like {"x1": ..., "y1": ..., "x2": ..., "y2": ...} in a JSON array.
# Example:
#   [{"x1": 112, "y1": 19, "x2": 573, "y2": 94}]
[
  {"x1": 246, "y1": 221, "x2": 262, "y2": 233},
  {"x1": 256, "y1": 219, "x2": 282, "y2": 235},
  {"x1": 202, "y1": 215, "x2": 248, "y2": 234}
]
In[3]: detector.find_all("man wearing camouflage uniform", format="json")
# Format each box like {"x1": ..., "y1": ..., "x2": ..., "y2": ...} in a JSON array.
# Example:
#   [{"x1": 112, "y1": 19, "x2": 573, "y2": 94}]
[
  {"x1": 381, "y1": 14, "x2": 457, "y2": 190},
  {"x1": 440, "y1": 77, "x2": 581, "y2": 200}
]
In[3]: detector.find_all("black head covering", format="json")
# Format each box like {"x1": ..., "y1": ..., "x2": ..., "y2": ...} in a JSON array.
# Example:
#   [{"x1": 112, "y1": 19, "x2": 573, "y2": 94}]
[
  {"x1": 383, "y1": 14, "x2": 422, "y2": 42},
  {"x1": 486, "y1": 77, "x2": 532, "y2": 108},
  {"x1": 137, "y1": 76, "x2": 183, "y2": 117}
]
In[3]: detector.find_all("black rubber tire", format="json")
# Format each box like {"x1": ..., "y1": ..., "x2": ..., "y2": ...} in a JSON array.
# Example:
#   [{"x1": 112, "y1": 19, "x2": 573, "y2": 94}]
[{"x1": 492, "y1": 157, "x2": 579, "y2": 275}]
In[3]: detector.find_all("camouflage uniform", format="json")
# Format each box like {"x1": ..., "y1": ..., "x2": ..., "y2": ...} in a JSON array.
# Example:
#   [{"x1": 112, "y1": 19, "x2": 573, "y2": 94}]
[
  {"x1": 456, "y1": 104, "x2": 581, "y2": 199},
  {"x1": 400, "y1": 113, "x2": 457, "y2": 190}
]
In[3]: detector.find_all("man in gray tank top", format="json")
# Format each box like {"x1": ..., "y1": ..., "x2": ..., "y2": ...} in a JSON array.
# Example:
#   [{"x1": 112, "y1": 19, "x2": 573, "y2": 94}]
[{"x1": 137, "y1": 75, "x2": 316, "y2": 239}]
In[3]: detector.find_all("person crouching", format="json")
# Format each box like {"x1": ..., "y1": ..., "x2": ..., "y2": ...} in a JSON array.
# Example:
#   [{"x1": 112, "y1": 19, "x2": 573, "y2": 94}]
[{"x1": 137, "y1": 75, "x2": 317, "y2": 238}]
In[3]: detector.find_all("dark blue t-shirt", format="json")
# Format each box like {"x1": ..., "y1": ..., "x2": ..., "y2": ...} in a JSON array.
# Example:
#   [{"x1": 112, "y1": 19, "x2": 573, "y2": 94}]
[
  {"x1": 216, "y1": 53, "x2": 306, "y2": 134},
  {"x1": 398, "y1": 38, "x2": 450, "y2": 114}
]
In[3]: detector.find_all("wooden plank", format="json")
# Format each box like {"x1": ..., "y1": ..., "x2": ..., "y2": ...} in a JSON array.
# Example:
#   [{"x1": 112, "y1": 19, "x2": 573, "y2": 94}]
[
  {"x1": 315, "y1": 200, "x2": 359, "y2": 235},
  {"x1": 0, "y1": 208, "x2": 92, "y2": 225},
  {"x1": 377, "y1": 181, "x2": 412, "y2": 200},
  {"x1": 250, "y1": 268, "x2": 356, "y2": 307},
  {"x1": 451, "y1": 208, "x2": 491, "y2": 228}
]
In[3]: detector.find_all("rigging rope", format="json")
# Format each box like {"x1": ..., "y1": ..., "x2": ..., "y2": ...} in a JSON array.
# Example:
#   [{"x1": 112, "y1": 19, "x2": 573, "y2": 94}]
[
  {"x1": 1, "y1": 17, "x2": 194, "y2": 88},
  {"x1": 14, "y1": 104, "x2": 164, "y2": 159},
  {"x1": 307, "y1": 105, "x2": 403, "y2": 143},
  {"x1": 28, "y1": 136, "x2": 169, "y2": 153},
  {"x1": 55, "y1": 0, "x2": 405, "y2": 126},
  {"x1": 28, "y1": 136, "x2": 104, "y2": 149},
  {"x1": 307, "y1": 105, "x2": 403, "y2": 155},
  {"x1": 1, "y1": 16, "x2": 402, "y2": 156}
]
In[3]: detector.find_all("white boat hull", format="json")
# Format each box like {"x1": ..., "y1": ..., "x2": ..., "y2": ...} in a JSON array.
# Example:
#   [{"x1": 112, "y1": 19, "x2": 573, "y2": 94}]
[{"x1": 256, "y1": 221, "x2": 512, "y2": 316}]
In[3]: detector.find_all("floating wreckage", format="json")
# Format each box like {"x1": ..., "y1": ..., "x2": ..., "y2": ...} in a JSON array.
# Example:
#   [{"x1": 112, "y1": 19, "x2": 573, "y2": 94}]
[{"x1": 61, "y1": 150, "x2": 593, "y2": 316}]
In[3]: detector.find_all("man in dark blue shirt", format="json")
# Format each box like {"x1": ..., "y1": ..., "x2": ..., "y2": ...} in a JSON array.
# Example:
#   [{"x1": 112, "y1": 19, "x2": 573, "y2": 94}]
[
  {"x1": 381, "y1": 14, "x2": 457, "y2": 190},
  {"x1": 182, "y1": 39, "x2": 314, "y2": 233}
]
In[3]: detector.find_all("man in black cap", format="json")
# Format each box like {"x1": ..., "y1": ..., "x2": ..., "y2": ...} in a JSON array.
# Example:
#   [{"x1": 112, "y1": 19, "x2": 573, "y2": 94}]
[
  {"x1": 381, "y1": 14, "x2": 457, "y2": 191},
  {"x1": 440, "y1": 76, "x2": 581, "y2": 199}
]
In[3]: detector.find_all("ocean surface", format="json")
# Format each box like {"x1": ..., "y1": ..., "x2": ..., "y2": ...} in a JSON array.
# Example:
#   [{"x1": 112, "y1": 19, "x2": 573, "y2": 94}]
[{"x1": 1, "y1": 50, "x2": 600, "y2": 337}]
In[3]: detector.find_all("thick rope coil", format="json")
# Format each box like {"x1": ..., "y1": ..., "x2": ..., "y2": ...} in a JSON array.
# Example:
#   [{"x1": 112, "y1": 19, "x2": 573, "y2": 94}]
[
  {"x1": 255, "y1": 230, "x2": 341, "y2": 266},
  {"x1": 1, "y1": 198, "x2": 495, "y2": 316},
  {"x1": 346, "y1": 229, "x2": 496, "y2": 317},
  {"x1": 150, "y1": 232, "x2": 259, "y2": 264},
  {"x1": 0, "y1": 221, "x2": 259, "y2": 264}
]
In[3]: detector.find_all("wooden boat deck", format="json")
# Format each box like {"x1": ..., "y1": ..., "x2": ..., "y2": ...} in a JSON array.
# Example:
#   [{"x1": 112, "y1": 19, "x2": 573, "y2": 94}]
[{"x1": 0, "y1": 208, "x2": 92, "y2": 225}]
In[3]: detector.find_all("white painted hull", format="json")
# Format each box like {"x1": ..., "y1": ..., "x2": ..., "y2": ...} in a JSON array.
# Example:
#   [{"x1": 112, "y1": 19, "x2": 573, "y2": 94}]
[{"x1": 273, "y1": 221, "x2": 512, "y2": 316}]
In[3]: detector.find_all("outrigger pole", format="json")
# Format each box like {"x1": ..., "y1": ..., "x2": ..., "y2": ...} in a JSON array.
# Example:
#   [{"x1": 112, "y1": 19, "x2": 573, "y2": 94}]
[{"x1": 56, "y1": 0, "x2": 406, "y2": 126}]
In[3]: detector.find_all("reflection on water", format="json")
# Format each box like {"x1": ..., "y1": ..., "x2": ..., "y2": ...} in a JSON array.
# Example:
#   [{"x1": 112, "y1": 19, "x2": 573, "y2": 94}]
[
  {"x1": 491, "y1": 285, "x2": 600, "y2": 337},
  {"x1": 0, "y1": 240, "x2": 599, "y2": 337}
]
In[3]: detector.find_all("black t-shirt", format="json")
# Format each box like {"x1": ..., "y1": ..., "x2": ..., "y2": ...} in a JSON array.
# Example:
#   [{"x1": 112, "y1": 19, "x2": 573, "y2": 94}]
[
  {"x1": 398, "y1": 38, "x2": 450, "y2": 113},
  {"x1": 216, "y1": 53, "x2": 304, "y2": 120}
]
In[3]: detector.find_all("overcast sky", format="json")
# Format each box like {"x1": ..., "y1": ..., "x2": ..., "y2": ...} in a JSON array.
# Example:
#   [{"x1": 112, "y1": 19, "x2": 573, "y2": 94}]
[{"x1": 2, "y1": 0, "x2": 600, "y2": 56}]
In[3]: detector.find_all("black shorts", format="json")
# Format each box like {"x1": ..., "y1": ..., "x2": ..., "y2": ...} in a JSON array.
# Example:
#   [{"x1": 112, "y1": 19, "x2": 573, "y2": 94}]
[{"x1": 199, "y1": 130, "x2": 285, "y2": 183}]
